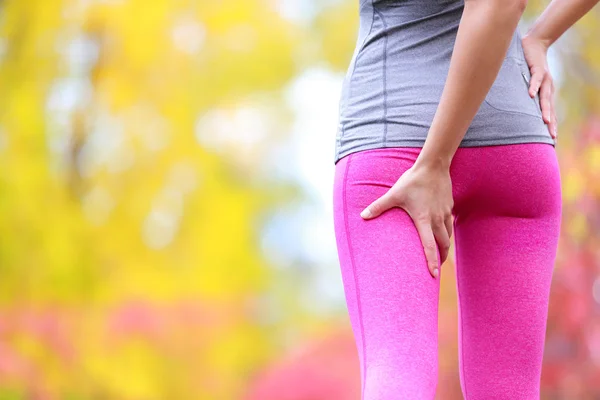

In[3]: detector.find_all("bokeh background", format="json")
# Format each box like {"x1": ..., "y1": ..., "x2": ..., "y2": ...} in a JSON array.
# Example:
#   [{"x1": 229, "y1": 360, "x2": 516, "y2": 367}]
[{"x1": 0, "y1": 0, "x2": 599, "y2": 399}]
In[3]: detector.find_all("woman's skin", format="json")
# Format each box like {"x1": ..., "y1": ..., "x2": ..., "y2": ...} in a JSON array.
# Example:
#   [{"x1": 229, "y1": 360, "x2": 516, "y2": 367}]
[
  {"x1": 522, "y1": 0, "x2": 600, "y2": 138},
  {"x1": 360, "y1": 0, "x2": 599, "y2": 279}
]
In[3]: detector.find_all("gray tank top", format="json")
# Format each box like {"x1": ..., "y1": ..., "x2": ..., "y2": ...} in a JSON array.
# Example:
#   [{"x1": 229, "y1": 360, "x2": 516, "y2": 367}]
[{"x1": 333, "y1": 0, "x2": 555, "y2": 165}]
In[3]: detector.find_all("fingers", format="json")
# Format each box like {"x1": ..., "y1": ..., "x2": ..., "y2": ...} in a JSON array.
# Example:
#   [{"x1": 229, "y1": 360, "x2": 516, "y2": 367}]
[
  {"x1": 548, "y1": 99, "x2": 557, "y2": 139},
  {"x1": 444, "y1": 214, "x2": 453, "y2": 242},
  {"x1": 413, "y1": 216, "x2": 440, "y2": 279},
  {"x1": 529, "y1": 69, "x2": 544, "y2": 98},
  {"x1": 529, "y1": 67, "x2": 558, "y2": 139},
  {"x1": 539, "y1": 77, "x2": 553, "y2": 126},
  {"x1": 550, "y1": 81, "x2": 557, "y2": 139},
  {"x1": 360, "y1": 191, "x2": 395, "y2": 219},
  {"x1": 539, "y1": 76, "x2": 557, "y2": 138},
  {"x1": 432, "y1": 215, "x2": 451, "y2": 266}
]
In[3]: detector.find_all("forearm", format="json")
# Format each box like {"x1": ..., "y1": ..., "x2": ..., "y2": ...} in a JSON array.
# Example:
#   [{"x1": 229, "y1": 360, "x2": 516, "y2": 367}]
[
  {"x1": 524, "y1": 0, "x2": 599, "y2": 48},
  {"x1": 415, "y1": 0, "x2": 526, "y2": 170}
]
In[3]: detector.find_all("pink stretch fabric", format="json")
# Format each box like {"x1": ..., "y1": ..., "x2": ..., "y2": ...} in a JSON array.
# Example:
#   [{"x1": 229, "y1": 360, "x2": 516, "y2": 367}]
[{"x1": 332, "y1": 144, "x2": 562, "y2": 399}]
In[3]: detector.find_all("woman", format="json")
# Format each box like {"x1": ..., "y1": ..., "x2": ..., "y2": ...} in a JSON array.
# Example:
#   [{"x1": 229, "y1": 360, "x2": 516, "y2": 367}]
[{"x1": 332, "y1": 0, "x2": 599, "y2": 398}]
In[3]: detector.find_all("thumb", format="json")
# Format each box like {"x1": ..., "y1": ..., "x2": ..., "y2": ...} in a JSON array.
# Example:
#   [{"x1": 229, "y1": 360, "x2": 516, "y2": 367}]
[{"x1": 360, "y1": 192, "x2": 395, "y2": 219}]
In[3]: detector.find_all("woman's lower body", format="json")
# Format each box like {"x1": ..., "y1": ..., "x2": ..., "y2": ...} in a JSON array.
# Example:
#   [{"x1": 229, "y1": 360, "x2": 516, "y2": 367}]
[{"x1": 332, "y1": 143, "x2": 562, "y2": 399}]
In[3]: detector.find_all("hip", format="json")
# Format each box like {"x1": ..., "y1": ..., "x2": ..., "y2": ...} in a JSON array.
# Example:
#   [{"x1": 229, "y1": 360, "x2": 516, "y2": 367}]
[{"x1": 333, "y1": 143, "x2": 562, "y2": 221}]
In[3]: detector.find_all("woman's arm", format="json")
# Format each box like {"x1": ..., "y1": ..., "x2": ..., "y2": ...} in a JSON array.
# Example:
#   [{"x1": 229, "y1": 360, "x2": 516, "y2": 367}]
[
  {"x1": 521, "y1": 0, "x2": 599, "y2": 137},
  {"x1": 361, "y1": 0, "x2": 529, "y2": 279},
  {"x1": 525, "y1": 0, "x2": 599, "y2": 48},
  {"x1": 415, "y1": 0, "x2": 528, "y2": 170}
]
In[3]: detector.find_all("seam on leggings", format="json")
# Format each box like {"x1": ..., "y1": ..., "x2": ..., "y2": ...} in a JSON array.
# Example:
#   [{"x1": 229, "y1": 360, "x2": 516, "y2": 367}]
[
  {"x1": 343, "y1": 153, "x2": 368, "y2": 398},
  {"x1": 454, "y1": 221, "x2": 469, "y2": 399}
]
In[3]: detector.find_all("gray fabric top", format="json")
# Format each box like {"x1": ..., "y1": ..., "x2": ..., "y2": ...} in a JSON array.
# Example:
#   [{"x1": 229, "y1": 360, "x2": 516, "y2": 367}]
[{"x1": 333, "y1": 0, "x2": 556, "y2": 165}]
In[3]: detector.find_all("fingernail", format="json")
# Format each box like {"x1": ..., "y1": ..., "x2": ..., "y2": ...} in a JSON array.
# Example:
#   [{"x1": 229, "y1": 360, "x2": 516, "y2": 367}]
[
  {"x1": 432, "y1": 268, "x2": 439, "y2": 278},
  {"x1": 360, "y1": 208, "x2": 372, "y2": 219}
]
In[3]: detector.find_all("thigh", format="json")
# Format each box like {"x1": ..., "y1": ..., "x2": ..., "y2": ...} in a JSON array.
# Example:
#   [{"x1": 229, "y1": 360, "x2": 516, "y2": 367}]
[
  {"x1": 333, "y1": 148, "x2": 442, "y2": 399},
  {"x1": 451, "y1": 143, "x2": 562, "y2": 399}
]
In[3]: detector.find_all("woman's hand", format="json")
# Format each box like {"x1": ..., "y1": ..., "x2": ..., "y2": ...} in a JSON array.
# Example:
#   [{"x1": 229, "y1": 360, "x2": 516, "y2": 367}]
[
  {"x1": 521, "y1": 34, "x2": 557, "y2": 139},
  {"x1": 359, "y1": 161, "x2": 454, "y2": 279}
]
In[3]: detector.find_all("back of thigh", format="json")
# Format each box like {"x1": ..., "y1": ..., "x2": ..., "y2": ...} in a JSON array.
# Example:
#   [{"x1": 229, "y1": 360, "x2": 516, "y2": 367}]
[{"x1": 333, "y1": 148, "x2": 443, "y2": 398}]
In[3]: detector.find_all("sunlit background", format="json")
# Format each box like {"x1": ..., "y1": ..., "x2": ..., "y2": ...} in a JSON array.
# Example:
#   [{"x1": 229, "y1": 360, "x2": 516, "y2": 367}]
[{"x1": 0, "y1": 0, "x2": 599, "y2": 399}]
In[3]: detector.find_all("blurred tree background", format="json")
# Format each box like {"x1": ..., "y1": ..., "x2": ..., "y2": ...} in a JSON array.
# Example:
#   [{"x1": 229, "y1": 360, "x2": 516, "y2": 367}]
[{"x1": 0, "y1": 0, "x2": 598, "y2": 399}]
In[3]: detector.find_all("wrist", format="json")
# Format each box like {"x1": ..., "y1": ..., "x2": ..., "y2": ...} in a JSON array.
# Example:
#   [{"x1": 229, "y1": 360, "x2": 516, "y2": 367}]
[
  {"x1": 523, "y1": 31, "x2": 552, "y2": 51},
  {"x1": 414, "y1": 152, "x2": 452, "y2": 171}
]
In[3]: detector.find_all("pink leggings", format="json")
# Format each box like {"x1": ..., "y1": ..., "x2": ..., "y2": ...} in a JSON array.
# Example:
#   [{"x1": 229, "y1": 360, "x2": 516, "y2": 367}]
[{"x1": 333, "y1": 144, "x2": 562, "y2": 399}]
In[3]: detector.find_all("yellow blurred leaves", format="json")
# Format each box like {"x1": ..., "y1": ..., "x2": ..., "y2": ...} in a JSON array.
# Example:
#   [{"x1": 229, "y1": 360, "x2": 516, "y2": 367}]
[
  {"x1": 563, "y1": 167, "x2": 584, "y2": 203},
  {"x1": 313, "y1": 0, "x2": 359, "y2": 71},
  {"x1": 0, "y1": 0, "x2": 294, "y2": 398},
  {"x1": 84, "y1": 338, "x2": 165, "y2": 399}
]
